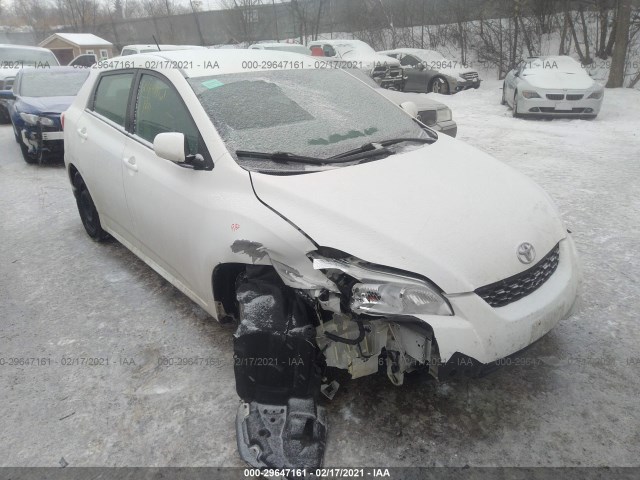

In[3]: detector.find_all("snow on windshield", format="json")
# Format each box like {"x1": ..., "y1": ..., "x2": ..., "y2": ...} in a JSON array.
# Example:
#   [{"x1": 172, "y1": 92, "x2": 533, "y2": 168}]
[
  {"x1": 20, "y1": 69, "x2": 90, "y2": 97},
  {"x1": 189, "y1": 69, "x2": 426, "y2": 163},
  {"x1": 524, "y1": 57, "x2": 586, "y2": 75},
  {"x1": 333, "y1": 41, "x2": 376, "y2": 57},
  {"x1": 416, "y1": 50, "x2": 446, "y2": 62}
]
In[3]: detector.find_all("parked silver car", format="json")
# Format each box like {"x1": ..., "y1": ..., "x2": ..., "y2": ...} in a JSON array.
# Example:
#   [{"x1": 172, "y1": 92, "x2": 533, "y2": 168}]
[{"x1": 502, "y1": 56, "x2": 604, "y2": 119}]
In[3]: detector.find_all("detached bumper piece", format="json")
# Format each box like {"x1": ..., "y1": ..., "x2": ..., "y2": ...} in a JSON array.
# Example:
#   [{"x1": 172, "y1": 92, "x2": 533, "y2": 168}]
[
  {"x1": 234, "y1": 266, "x2": 327, "y2": 470},
  {"x1": 236, "y1": 398, "x2": 327, "y2": 471}
]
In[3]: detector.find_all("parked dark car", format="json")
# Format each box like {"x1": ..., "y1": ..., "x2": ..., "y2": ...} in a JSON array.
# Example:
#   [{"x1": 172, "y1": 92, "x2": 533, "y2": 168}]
[
  {"x1": 380, "y1": 48, "x2": 481, "y2": 94},
  {"x1": 0, "y1": 66, "x2": 89, "y2": 164}
]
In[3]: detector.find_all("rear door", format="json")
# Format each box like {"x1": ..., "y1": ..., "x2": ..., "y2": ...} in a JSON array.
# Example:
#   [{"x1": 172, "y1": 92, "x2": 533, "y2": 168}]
[{"x1": 73, "y1": 70, "x2": 137, "y2": 242}]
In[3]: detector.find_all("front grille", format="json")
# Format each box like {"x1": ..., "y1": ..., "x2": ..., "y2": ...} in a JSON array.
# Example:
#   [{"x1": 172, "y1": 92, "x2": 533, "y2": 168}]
[
  {"x1": 387, "y1": 67, "x2": 402, "y2": 78},
  {"x1": 539, "y1": 107, "x2": 586, "y2": 113},
  {"x1": 418, "y1": 110, "x2": 437, "y2": 126},
  {"x1": 546, "y1": 94, "x2": 565, "y2": 100},
  {"x1": 475, "y1": 243, "x2": 560, "y2": 308},
  {"x1": 567, "y1": 94, "x2": 584, "y2": 101},
  {"x1": 461, "y1": 72, "x2": 479, "y2": 81}
]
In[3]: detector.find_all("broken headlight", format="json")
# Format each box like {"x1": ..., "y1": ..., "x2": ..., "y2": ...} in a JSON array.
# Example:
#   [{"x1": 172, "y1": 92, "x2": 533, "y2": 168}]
[
  {"x1": 309, "y1": 251, "x2": 452, "y2": 317},
  {"x1": 351, "y1": 282, "x2": 451, "y2": 316},
  {"x1": 19, "y1": 112, "x2": 55, "y2": 126}
]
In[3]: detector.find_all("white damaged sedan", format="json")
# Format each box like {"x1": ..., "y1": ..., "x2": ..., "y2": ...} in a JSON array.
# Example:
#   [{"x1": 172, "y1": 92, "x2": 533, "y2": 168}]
[
  {"x1": 63, "y1": 49, "x2": 580, "y2": 470},
  {"x1": 503, "y1": 55, "x2": 604, "y2": 118}
]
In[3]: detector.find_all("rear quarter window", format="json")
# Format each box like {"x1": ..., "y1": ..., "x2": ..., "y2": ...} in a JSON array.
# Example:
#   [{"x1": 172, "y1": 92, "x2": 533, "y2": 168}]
[{"x1": 92, "y1": 73, "x2": 134, "y2": 126}]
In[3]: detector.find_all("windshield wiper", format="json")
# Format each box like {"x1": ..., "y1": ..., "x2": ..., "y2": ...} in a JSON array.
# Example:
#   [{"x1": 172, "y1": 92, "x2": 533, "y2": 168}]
[
  {"x1": 236, "y1": 150, "x2": 328, "y2": 164},
  {"x1": 330, "y1": 137, "x2": 434, "y2": 160}
]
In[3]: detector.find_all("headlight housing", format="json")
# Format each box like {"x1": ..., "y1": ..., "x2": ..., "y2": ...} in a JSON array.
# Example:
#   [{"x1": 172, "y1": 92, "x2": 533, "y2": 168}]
[
  {"x1": 310, "y1": 252, "x2": 453, "y2": 317},
  {"x1": 19, "y1": 112, "x2": 55, "y2": 126},
  {"x1": 351, "y1": 282, "x2": 452, "y2": 316},
  {"x1": 588, "y1": 88, "x2": 604, "y2": 99},
  {"x1": 522, "y1": 90, "x2": 541, "y2": 99},
  {"x1": 436, "y1": 107, "x2": 452, "y2": 122}
]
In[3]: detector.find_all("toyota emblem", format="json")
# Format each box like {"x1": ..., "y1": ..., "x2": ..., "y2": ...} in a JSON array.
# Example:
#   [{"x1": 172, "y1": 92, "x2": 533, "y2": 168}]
[{"x1": 517, "y1": 242, "x2": 536, "y2": 264}]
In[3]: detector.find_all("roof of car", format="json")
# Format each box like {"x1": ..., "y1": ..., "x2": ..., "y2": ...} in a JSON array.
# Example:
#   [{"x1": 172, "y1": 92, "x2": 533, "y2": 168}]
[
  {"x1": 249, "y1": 42, "x2": 307, "y2": 48},
  {"x1": 122, "y1": 44, "x2": 207, "y2": 50},
  {"x1": 380, "y1": 48, "x2": 441, "y2": 56},
  {"x1": 0, "y1": 44, "x2": 54, "y2": 52},
  {"x1": 307, "y1": 39, "x2": 365, "y2": 45},
  {"x1": 102, "y1": 50, "x2": 318, "y2": 78}
]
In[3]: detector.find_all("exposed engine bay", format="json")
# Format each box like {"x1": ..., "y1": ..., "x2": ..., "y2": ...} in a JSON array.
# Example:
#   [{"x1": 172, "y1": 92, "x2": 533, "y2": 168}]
[{"x1": 234, "y1": 248, "x2": 444, "y2": 470}]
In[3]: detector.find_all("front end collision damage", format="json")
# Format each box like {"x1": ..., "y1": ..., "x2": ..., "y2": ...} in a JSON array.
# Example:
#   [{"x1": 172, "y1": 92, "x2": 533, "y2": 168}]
[
  {"x1": 231, "y1": 243, "x2": 448, "y2": 470},
  {"x1": 230, "y1": 236, "x2": 579, "y2": 469}
]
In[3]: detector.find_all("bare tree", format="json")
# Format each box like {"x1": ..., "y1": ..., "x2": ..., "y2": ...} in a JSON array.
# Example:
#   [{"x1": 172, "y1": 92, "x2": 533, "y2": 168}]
[{"x1": 607, "y1": 0, "x2": 632, "y2": 87}]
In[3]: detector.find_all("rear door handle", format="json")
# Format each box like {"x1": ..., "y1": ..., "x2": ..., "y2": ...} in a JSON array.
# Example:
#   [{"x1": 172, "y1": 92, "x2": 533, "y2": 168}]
[
  {"x1": 123, "y1": 156, "x2": 138, "y2": 172},
  {"x1": 76, "y1": 127, "x2": 88, "y2": 140}
]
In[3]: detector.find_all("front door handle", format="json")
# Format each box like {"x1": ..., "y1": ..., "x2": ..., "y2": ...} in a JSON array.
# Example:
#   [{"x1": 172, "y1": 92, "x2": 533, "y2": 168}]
[
  {"x1": 123, "y1": 156, "x2": 138, "y2": 172},
  {"x1": 76, "y1": 127, "x2": 88, "y2": 140}
]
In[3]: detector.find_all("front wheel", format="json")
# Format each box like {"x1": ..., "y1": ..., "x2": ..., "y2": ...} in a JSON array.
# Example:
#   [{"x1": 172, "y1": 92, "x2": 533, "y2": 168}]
[
  {"x1": 430, "y1": 77, "x2": 450, "y2": 94},
  {"x1": 73, "y1": 172, "x2": 109, "y2": 241}
]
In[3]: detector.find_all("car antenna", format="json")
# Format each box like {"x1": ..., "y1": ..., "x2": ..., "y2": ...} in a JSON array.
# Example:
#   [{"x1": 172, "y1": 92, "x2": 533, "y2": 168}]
[{"x1": 152, "y1": 35, "x2": 161, "y2": 51}]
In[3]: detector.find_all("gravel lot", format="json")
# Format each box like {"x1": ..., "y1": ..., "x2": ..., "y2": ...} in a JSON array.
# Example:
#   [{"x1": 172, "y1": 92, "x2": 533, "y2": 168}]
[{"x1": 1, "y1": 81, "x2": 639, "y2": 468}]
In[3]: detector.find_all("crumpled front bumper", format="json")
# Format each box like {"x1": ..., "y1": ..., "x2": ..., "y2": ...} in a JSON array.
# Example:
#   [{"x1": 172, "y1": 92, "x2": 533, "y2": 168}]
[{"x1": 412, "y1": 236, "x2": 580, "y2": 366}]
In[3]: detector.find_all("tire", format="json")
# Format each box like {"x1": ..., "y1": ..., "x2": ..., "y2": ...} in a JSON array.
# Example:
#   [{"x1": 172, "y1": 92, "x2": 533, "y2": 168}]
[
  {"x1": 430, "y1": 77, "x2": 450, "y2": 95},
  {"x1": 0, "y1": 106, "x2": 10, "y2": 125},
  {"x1": 73, "y1": 172, "x2": 109, "y2": 241},
  {"x1": 501, "y1": 84, "x2": 507, "y2": 105},
  {"x1": 13, "y1": 124, "x2": 21, "y2": 144}
]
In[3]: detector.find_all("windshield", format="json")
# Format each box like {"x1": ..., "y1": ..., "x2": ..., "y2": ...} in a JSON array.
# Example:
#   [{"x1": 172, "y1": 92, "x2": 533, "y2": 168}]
[
  {"x1": 334, "y1": 41, "x2": 376, "y2": 56},
  {"x1": 263, "y1": 45, "x2": 310, "y2": 55},
  {"x1": 20, "y1": 69, "x2": 90, "y2": 97},
  {"x1": 0, "y1": 48, "x2": 59, "y2": 67},
  {"x1": 189, "y1": 69, "x2": 429, "y2": 171},
  {"x1": 524, "y1": 57, "x2": 585, "y2": 75},
  {"x1": 416, "y1": 50, "x2": 445, "y2": 63}
]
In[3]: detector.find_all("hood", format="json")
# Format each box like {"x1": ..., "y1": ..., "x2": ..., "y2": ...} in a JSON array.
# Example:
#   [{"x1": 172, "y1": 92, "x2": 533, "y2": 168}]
[
  {"x1": 434, "y1": 66, "x2": 477, "y2": 78},
  {"x1": 250, "y1": 134, "x2": 566, "y2": 294},
  {"x1": 342, "y1": 52, "x2": 401, "y2": 68},
  {"x1": 523, "y1": 71, "x2": 595, "y2": 90},
  {"x1": 19, "y1": 96, "x2": 76, "y2": 115}
]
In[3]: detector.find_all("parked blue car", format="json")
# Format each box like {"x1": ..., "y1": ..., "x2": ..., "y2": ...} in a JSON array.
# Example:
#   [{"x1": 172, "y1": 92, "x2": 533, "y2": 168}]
[{"x1": 0, "y1": 66, "x2": 89, "y2": 164}]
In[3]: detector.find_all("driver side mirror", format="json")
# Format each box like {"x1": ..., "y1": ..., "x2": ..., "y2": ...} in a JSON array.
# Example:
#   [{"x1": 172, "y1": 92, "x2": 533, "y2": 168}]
[{"x1": 0, "y1": 89, "x2": 15, "y2": 100}]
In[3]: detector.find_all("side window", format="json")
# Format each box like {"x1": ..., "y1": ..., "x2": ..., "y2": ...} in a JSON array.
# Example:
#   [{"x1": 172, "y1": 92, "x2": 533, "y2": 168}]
[
  {"x1": 323, "y1": 45, "x2": 336, "y2": 57},
  {"x1": 121, "y1": 49, "x2": 134, "y2": 56},
  {"x1": 400, "y1": 55, "x2": 419, "y2": 67},
  {"x1": 133, "y1": 74, "x2": 200, "y2": 155},
  {"x1": 92, "y1": 72, "x2": 134, "y2": 127}
]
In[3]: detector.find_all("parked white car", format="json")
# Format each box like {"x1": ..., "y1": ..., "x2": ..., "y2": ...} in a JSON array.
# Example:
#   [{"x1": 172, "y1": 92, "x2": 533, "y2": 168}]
[
  {"x1": 308, "y1": 39, "x2": 404, "y2": 89},
  {"x1": 380, "y1": 48, "x2": 481, "y2": 94},
  {"x1": 503, "y1": 55, "x2": 604, "y2": 118},
  {"x1": 249, "y1": 42, "x2": 311, "y2": 55},
  {"x1": 63, "y1": 49, "x2": 579, "y2": 470},
  {"x1": 120, "y1": 44, "x2": 207, "y2": 56}
]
